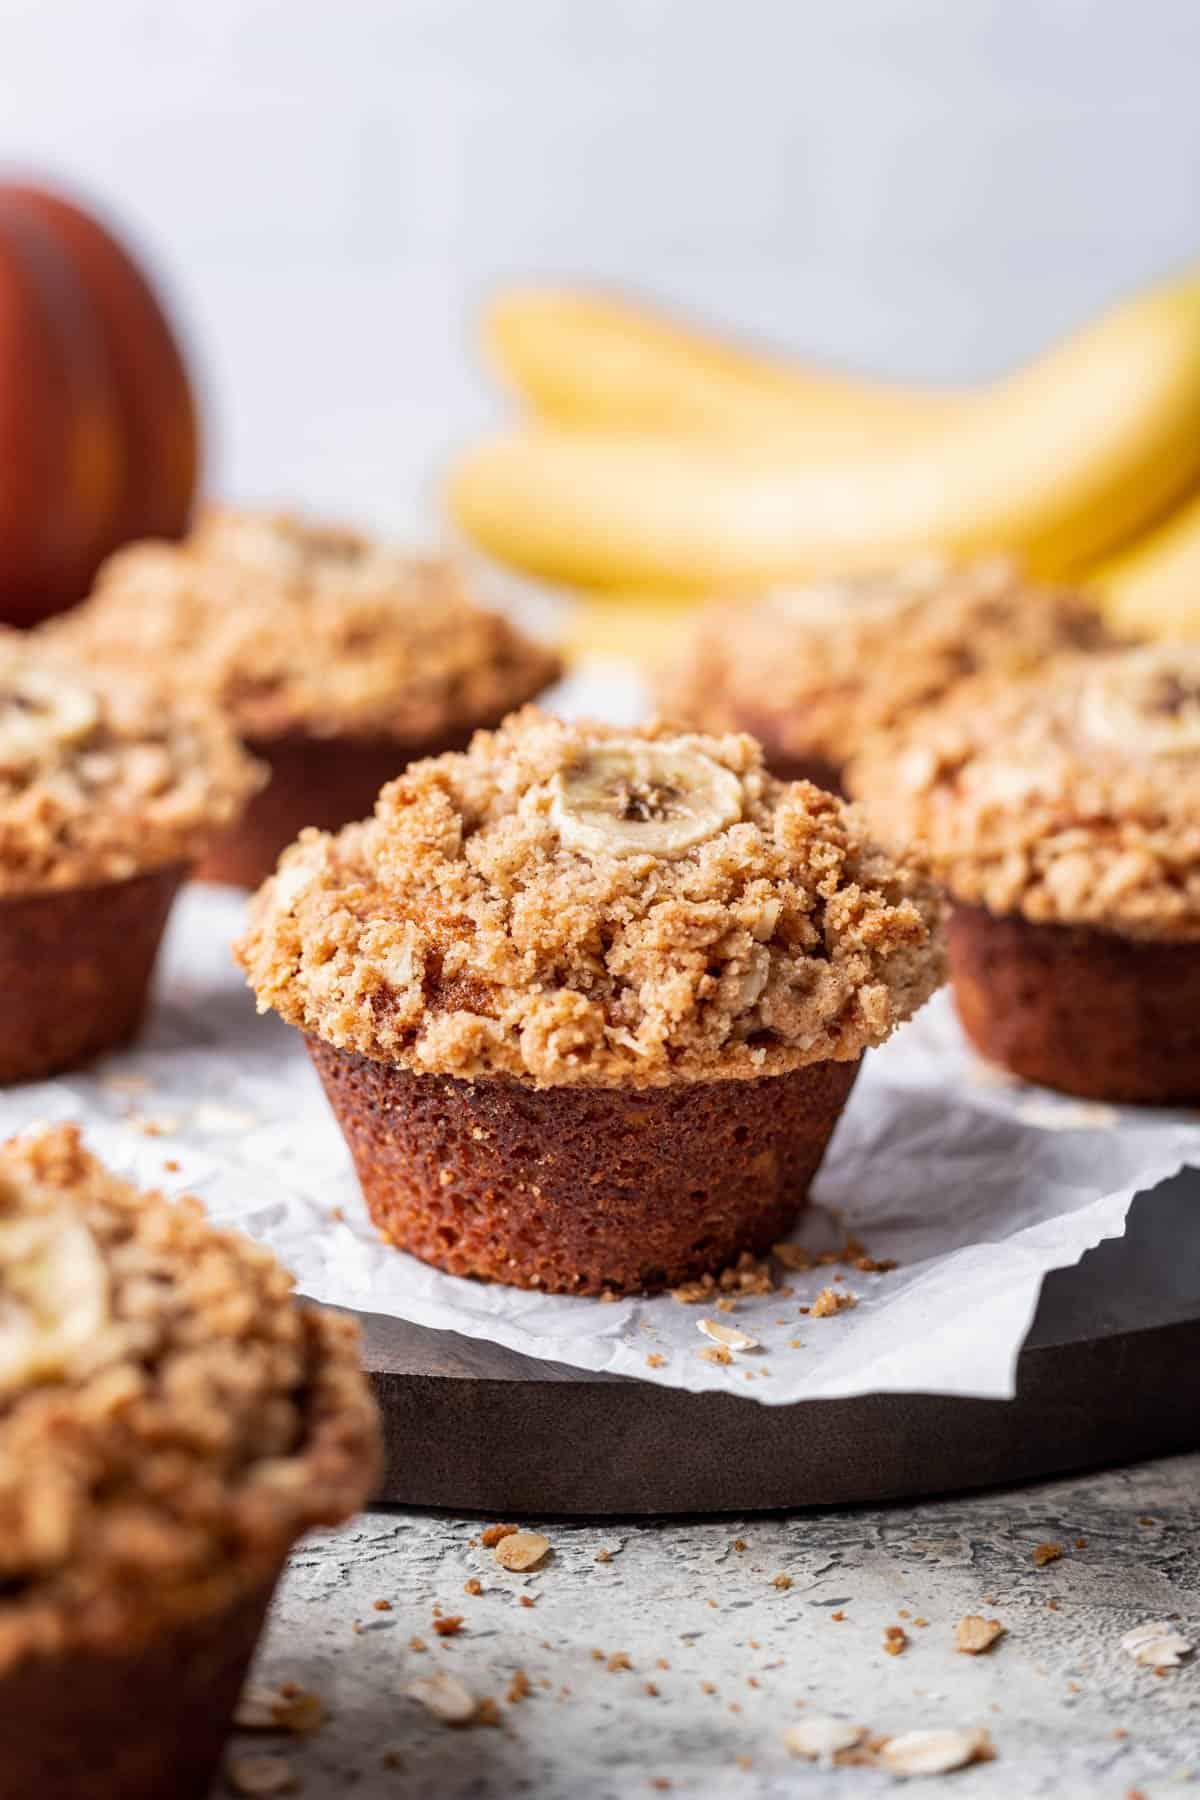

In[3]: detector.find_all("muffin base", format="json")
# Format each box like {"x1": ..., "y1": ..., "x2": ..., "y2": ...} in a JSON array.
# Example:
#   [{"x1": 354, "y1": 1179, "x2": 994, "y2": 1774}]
[
  {"x1": 948, "y1": 902, "x2": 1200, "y2": 1104},
  {"x1": 307, "y1": 1039, "x2": 860, "y2": 1294},
  {"x1": 0, "y1": 1571, "x2": 277, "y2": 1800},
  {"x1": 723, "y1": 705, "x2": 843, "y2": 794},
  {"x1": 197, "y1": 724, "x2": 485, "y2": 888},
  {"x1": 0, "y1": 864, "x2": 183, "y2": 1084}
]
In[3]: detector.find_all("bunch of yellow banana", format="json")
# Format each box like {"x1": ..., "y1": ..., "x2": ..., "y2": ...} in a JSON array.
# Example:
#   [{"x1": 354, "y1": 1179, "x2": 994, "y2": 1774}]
[{"x1": 445, "y1": 278, "x2": 1200, "y2": 651}]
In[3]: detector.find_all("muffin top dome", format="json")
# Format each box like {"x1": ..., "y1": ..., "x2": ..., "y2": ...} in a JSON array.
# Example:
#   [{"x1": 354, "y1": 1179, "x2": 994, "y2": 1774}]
[
  {"x1": 658, "y1": 556, "x2": 1115, "y2": 772},
  {"x1": 0, "y1": 633, "x2": 261, "y2": 894},
  {"x1": 51, "y1": 506, "x2": 562, "y2": 744},
  {"x1": 237, "y1": 709, "x2": 944, "y2": 1087},
  {"x1": 0, "y1": 1125, "x2": 378, "y2": 1666},
  {"x1": 849, "y1": 643, "x2": 1200, "y2": 940}
]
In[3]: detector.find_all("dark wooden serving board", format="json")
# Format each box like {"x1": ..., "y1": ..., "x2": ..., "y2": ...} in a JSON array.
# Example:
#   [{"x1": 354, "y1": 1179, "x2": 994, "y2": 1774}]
[{"x1": 348, "y1": 1170, "x2": 1200, "y2": 1516}]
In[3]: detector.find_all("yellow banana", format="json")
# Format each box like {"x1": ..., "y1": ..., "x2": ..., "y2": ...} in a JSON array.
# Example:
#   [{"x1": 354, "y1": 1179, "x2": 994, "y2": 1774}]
[
  {"x1": 1090, "y1": 488, "x2": 1200, "y2": 636},
  {"x1": 450, "y1": 270, "x2": 1200, "y2": 593},
  {"x1": 484, "y1": 287, "x2": 958, "y2": 445}
]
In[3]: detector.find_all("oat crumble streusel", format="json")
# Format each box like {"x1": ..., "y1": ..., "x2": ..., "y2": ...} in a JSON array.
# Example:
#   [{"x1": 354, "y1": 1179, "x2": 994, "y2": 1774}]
[
  {"x1": 659, "y1": 556, "x2": 1115, "y2": 771},
  {"x1": 236, "y1": 709, "x2": 944, "y2": 1087},
  {"x1": 52, "y1": 507, "x2": 561, "y2": 744},
  {"x1": 849, "y1": 645, "x2": 1200, "y2": 941},
  {"x1": 0, "y1": 1125, "x2": 378, "y2": 1668},
  {"x1": 0, "y1": 633, "x2": 261, "y2": 894}
]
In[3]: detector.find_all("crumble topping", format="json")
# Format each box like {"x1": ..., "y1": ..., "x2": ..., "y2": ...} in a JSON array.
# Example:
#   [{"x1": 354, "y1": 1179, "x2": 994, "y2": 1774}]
[
  {"x1": 849, "y1": 646, "x2": 1200, "y2": 940},
  {"x1": 236, "y1": 710, "x2": 944, "y2": 1087},
  {"x1": 52, "y1": 506, "x2": 560, "y2": 744},
  {"x1": 659, "y1": 556, "x2": 1115, "y2": 771},
  {"x1": 0, "y1": 1126, "x2": 378, "y2": 1669},
  {"x1": 0, "y1": 634, "x2": 261, "y2": 894}
]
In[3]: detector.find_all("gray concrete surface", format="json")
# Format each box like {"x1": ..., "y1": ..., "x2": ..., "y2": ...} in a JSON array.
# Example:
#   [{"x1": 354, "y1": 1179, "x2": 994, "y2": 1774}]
[{"x1": 220, "y1": 1452, "x2": 1200, "y2": 1797}]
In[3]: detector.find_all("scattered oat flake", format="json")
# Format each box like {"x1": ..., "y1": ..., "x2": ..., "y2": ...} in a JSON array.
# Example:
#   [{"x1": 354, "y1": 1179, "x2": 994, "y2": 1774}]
[
  {"x1": 480, "y1": 1522, "x2": 519, "y2": 1548},
  {"x1": 783, "y1": 1716, "x2": 866, "y2": 1761},
  {"x1": 956, "y1": 1615, "x2": 1005, "y2": 1655},
  {"x1": 433, "y1": 1614, "x2": 464, "y2": 1637},
  {"x1": 884, "y1": 1626, "x2": 909, "y2": 1656},
  {"x1": 226, "y1": 1755, "x2": 296, "y2": 1796},
  {"x1": 1121, "y1": 1622, "x2": 1193, "y2": 1668},
  {"x1": 810, "y1": 1286, "x2": 857, "y2": 1318},
  {"x1": 879, "y1": 1728, "x2": 994, "y2": 1777},
  {"x1": 407, "y1": 1671, "x2": 480, "y2": 1725},
  {"x1": 1033, "y1": 1542, "x2": 1063, "y2": 1567},
  {"x1": 698, "y1": 1345, "x2": 732, "y2": 1365},
  {"x1": 595, "y1": 1549, "x2": 612, "y2": 1563},
  {"x1": 494, "y1": 1530, "x2": 550, "y2": 1572},
  {"x1": 697, "y1": 1318, "x2": 758, "y2": 1351}
]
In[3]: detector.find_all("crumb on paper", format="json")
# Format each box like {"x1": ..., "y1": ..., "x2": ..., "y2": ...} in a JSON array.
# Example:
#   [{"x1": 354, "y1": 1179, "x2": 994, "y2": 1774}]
[
  {"x1": 607, "y1": 1652, "x2": 633, "y2": 1672},
  {"x1": 1033, "y1": 1542, "x2": 1064, "y2": 1568},
  {"x1": 433, "y1": 1614, "x2": 464, "y2": 1637},
  {"x1": 955, "y1": 1616, "x2": 1005, "y2": 1655},
  {"x1": 772, "y1": 1573, "x2": 793, "y2": 1591},
  {"x1": 507, "y1": 1669, "x2": 531, "y2": 1704},
  {"x1": 698, "y1": 1345, "x2": 732, "y2": 1366},
  {"x1": 830, "y1": 1609, "x2": 846, "y2": 1622},
  {"x1": 646, "y1": 1352, "x2": 666, "y2": 1368},
  {"x1": 884, "y1": 1626, "x2": 908, "y2": 1656},
  {"x1": 810, "y1": 1286, "x2": 857, "y2": 1318},
  {"x1": 373, "y1": 1598, "x2": 392, "y2": 1612},
  {"x1": 464, "y1": 1578, "x2": 482, "y2": 1596},
  {"x1": 697, "y1": 1318, "x2": 759, "y2": 1351}
]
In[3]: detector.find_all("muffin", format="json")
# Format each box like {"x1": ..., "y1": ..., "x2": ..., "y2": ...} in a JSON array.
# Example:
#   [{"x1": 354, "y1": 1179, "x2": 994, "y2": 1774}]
[
  {"x1": 51, "y1": 506, "x2": 563, "y2": 886},
  {"x1": 237, "y1": 709, "x2": 944, "y2": 1295},
  {"x1": 0, "y1": 632, "x2": 261, "y2": 1082},
  {"x1": 849, "y1": 643, "x2": 1200, "y2": 1103},
  {"x1": 0, "y1": 1122, "x2": 379, "y2": 1800},
  {"x1": 659, "y1": 556, "x2": 1116, "y2": 792}
]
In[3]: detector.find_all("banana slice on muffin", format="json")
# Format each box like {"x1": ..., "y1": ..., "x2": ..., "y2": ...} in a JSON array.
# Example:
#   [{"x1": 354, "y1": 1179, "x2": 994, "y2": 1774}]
[
  {"x1": 1078, "y1": 645, "x2": 1200, "y2": 757},
  {"x1": 550, "y1": 737, "x2": 744, "y2": 857}
]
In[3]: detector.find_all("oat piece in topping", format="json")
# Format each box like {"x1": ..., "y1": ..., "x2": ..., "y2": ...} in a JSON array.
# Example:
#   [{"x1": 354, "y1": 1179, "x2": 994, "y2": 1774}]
[
  {"x1": 0, "y1": 1124, "x2": 379, "y2": 1669},
  {"x1": 849, "y1": 645, "x2": 1200, "y2": 941},
  {"x1": 237, "y1": 709, "x2": 944, "y2": 1087},
  {"x1": 660, "y1": 556, "x2": 1114, "y2": 773},
  {"x1": 0, "y1": 633, "x2": 261, "y2": 895},
  {"x1": 53, "y1": 506, "x2": 560, "y2": 745}
]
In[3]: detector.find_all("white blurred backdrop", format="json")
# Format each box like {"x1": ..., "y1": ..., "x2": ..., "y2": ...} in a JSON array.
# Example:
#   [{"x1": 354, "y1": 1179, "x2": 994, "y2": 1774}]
[{"x1": 3, "y1": 0, "x2": 1198, "y2": 531}]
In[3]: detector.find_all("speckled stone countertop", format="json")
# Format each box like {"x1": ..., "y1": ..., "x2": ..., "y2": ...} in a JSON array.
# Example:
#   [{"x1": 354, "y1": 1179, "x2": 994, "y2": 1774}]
[{"x1": 216, "y1": 1452, "x2": 1200, "y2": 1798}]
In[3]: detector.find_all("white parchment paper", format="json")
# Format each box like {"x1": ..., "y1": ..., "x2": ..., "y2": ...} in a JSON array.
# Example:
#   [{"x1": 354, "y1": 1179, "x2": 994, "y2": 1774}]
[
  {"x1": 3, "y1": 882, "x2": 1196, "y2": 1408},
  {"x1": 3, "y1": 662, "x2": 1195, "y2": 1406}
]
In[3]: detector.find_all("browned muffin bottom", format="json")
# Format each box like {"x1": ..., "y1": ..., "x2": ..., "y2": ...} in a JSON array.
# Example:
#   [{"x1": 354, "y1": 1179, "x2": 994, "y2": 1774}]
[
  {"x1": 0, "y1": 864, "x2": 183, "y2": 1083},
  {"x1": 949, "y1": 905, "x2": 1200, "y2": 1104},
  {"x1": 659, "y1": 556, "x2": 1116, "y2": 788},
  {"x1": 310, "y1": 1039, "x2": 859, "y2": 1294},
  {"x1": 0, "y1": 1124, "x2": 380, "y2": 1800}
]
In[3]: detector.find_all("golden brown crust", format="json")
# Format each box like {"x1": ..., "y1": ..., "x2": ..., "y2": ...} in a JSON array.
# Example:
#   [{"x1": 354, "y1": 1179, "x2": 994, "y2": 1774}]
[
  {"x1": 848, "y1": 645, "x2": 1200, "y2": 941},
  {"x1": 236, "y1": 709, "x2": 944, "y2": 1087},
  {"x1": 0, "y1": 634, "x2": 261, "y2": 895},
  {"x1": 0, "y1": 1125, "x2": 380, "y2": 1670},
  {"x1": 52, "y1": 506, "x2": 562, "y2": 743},
  {"x1": 659, "y1": 556, "x2": 1116, "y2": 771}
]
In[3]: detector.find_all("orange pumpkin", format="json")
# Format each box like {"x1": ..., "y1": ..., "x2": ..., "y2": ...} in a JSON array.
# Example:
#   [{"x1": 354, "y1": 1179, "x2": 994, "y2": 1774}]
[{"x1": 0, "y1": 182, "x2": 199, "y2": 624}]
